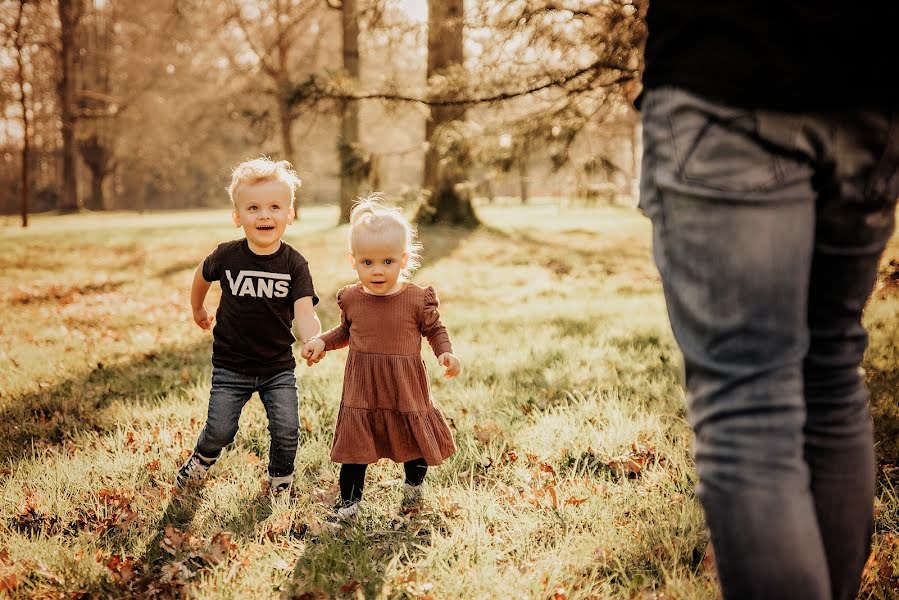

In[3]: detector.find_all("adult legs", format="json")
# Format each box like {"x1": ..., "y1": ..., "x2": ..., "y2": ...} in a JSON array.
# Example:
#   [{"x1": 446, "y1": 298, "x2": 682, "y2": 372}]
[
  {"x1": 640, "y1": 87, "x2": 825, "y2": 599},
  {"x1": 803, "y1": 108, "x2": 898, "y2": 600}
]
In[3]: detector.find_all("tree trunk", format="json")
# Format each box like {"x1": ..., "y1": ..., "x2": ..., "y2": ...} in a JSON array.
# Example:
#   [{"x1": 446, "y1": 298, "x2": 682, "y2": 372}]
[
  {"x1": 518, "y1": 139, "x2": 530, "y2": 204},
  {"x1": 417, "y1": 0, "x2": 478, "y2": 227},
  {"x1": 278, "y1": 99, "x2": 295, "y2": 168},
  {"x1": 14, "y1": 0, "x2": 29, "y2": 227},
  {"x1": 79, "y1": 136, "x2": 111, "y2": 210},
  {"x1": 630, "y1": 109, "x2": 640, "y2": 204},
  {"x1": 57, "y1": 0, "x2": 80, "y2": 211},
  {"x1": 89, "y1": 168, "x2": 104, "y2": 210},
  {"x1": 338, "y1": 0, "x2": 361, "y2": 225}
]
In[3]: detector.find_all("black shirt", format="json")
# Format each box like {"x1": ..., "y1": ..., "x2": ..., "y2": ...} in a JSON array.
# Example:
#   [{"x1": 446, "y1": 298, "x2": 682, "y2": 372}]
[
  {"x1": 202, "y1": 239, "x2": 318, "y2": 377},
  {"x1": 642, "y1": 1, "x2": 899, "y2": 110}
]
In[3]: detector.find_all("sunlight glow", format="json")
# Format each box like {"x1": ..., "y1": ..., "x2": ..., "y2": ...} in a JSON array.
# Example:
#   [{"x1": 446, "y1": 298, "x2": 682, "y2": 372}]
[{"x1": 394, "y1": 0, "x2": 427, "y2": 23}]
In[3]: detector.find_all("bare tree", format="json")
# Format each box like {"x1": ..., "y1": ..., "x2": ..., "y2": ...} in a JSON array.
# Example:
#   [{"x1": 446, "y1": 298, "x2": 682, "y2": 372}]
[
  {"x1": 56, "y1": 0, "x2": 81, "y2": 211},
  {"x1": 12, "y1": 0, "x2": 31, "y2": 225},
  {"x1": 77, "y1": 0, "x2": 115, "y2": 210},
  {"x1": 416, "y1": 0, "x2": 478, "y2": 226},
  {"x1": 337, "y1": 0, "x2": 365, "y2": 224},
  {"x1": 219, "y1": 0, "x2": 331, "y2": 169}
]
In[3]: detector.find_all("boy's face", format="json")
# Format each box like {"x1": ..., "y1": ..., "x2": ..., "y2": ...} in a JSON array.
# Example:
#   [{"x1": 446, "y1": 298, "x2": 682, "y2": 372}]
[
  {"x1": 232, "y1": 180, "x2": 295, "y2": 255},
  {"x1": 351, "y1": 234, "x2": 409, "y2": 295}
]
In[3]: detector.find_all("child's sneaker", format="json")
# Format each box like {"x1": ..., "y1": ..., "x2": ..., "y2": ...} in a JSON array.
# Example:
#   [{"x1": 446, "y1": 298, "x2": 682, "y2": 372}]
[
  {"x1": 268, "y1": 473, "x2": 295, "y2": 495},
  {"x1": 335, "y1": 500, "x2": 361, "y2": 520},
  {"x1": 401, "y1": 483, "x2": 425, "y2": 511},
  {"x1": 176, "y1": 452, "x2": 216, "y2": 488}
]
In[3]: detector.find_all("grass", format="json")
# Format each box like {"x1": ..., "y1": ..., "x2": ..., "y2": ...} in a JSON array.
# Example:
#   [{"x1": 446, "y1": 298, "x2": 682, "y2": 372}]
[{"x1": 0, "y1": 204, "x2": 897, "y2": 599}]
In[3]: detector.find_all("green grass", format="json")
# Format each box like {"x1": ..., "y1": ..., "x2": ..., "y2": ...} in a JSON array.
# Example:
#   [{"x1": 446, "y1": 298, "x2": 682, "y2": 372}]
[{"x1": 0, "y1": 205, "x2": 897, "y2": 599}]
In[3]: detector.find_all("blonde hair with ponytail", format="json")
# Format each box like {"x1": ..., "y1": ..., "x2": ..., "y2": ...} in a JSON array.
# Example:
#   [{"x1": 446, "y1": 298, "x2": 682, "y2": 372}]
[{"x1": 349, "y1": 194, "x2": 423, "y2": 280}]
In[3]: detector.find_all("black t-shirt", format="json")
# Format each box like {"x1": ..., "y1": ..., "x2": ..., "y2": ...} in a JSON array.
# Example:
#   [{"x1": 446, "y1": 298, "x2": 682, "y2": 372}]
[
  {"x1": 202, "y1": 239, "x2": 318, "y2": 377},
  {"x1": 642, "y1": 2, "x2": 899, "y2": 110}
]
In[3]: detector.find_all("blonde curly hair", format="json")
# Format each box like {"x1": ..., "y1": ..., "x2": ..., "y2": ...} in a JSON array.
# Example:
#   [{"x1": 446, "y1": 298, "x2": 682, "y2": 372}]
[{"x1": 227, "y1": 157, "x2": 302, "y2": 207}]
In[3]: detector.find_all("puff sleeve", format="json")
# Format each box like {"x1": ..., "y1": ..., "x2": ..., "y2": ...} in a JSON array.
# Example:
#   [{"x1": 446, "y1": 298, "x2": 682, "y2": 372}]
[{"x1": 320, "y1": 286, "x2": 351, "y2": 351}]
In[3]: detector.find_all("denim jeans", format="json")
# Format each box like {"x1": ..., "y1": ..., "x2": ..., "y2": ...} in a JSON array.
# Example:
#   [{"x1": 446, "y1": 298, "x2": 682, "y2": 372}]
[
  {"x1": 195, "y1": 366, "x2": 299, "y2": 478},
  {"x1": 640, "y1": 87, "x2": 899, "y2": 600}
]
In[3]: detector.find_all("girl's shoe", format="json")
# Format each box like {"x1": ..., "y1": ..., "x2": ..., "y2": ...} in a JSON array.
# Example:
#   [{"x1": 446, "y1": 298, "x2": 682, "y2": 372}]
[
  {"x1": 401, "y1": 483, "x2": 425, "y2": 509},
  {"x1": 176, "y1": 452, "x2": 216, "y2": 488},
  {"x1": 268, "y1": 473, "x2": 295, "y2": 495},
  {"x1": 336, "y1": 500, "x2": 361, "y2": 520}
]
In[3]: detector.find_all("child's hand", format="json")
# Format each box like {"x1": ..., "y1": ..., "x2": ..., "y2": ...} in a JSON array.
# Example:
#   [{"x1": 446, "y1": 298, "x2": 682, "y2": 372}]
[
  {"x1": 302, "y1": 338, "x2": 326, "y2": 366},
  {"x1": 437, "y1": 352, "x2": 461, "y2": 378},
  {"x1": 193, "y1": 307, "x2": 215, "y2": 330}
]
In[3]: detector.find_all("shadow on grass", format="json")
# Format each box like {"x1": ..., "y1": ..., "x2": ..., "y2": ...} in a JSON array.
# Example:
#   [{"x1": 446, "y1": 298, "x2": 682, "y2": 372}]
[
  {"x1": 7, "y1": 280, "x2": 127, "y2": 305},
  {"x1": 223, "y1": 490, "x2": 275, "y2": 538},
  {"x1": 415, "y1": 223, "x2": 475, "y2": 271},
  {"x1": 136, "y1": 490, "x2": 204, "y2": 566},
  {"x1": 154, "y1": 258, "x2": 201, "y2": 279},
  {"x1": 284, "y1": 516, "x2": 433, "y2": 598},
  {"x1": 0, "y1": 340, "x2": 211, "y2": 464}
]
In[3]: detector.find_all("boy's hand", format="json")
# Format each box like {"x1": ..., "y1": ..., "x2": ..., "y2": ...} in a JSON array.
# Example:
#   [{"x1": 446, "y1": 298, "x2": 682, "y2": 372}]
[
  {"x1": 193, "y1": 307, "x2": 215, "y2": 330},
  {"x1": 437, "y1": 352, "x2": 461, "y2": 378},
  {"x1": 302, "y1": 338, "x2": 326, "y2": 366}
]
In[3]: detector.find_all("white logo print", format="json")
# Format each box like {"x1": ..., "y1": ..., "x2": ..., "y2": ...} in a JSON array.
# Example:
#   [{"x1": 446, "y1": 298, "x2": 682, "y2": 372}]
[{"x1": 225, "y1": 270, "x2": 291, "y2": 298}]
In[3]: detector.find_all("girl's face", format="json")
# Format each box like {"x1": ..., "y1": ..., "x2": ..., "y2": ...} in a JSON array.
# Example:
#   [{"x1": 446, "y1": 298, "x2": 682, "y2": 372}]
[{"x1": 351, "y1": 232, "x2": 409, "y2": 296}]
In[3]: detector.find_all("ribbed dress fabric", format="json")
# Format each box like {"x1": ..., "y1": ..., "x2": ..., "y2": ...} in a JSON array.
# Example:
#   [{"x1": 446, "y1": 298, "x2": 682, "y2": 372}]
[{"x1": 320, "y1": 282, "x2": 457, "y2": 465}]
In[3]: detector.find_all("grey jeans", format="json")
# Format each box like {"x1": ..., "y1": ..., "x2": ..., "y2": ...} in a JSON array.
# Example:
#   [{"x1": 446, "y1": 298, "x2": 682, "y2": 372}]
[
  {"x1": 639, "y1": 87, "x2": 898, "y2": 599},
  {"x1": 195, "y1": 366, "x2": 299, "y2": 478}
]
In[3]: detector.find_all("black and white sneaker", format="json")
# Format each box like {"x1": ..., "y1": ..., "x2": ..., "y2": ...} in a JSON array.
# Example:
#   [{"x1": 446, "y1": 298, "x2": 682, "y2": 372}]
[
  {"x1": 176, "y1": 452, "x2": 216, "y2": 488},
  {"x1": 268, "y1": 473, "x2": 295, "y2": 495}
]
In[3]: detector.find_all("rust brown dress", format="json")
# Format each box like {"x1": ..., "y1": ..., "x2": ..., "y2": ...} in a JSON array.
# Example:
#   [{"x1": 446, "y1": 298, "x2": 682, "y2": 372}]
[{"x1": 319, "y1": 282, "x2": 457, "y2": 465}]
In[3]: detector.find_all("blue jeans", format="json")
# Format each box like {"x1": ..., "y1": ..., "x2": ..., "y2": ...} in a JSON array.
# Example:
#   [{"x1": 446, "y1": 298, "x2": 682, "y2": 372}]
[
  {"x1": 195, "y1": 367, "x2": 299, "y2": 478},
  {"x1": 640, "y1": 87, "x2": 899, "y2": 600}
]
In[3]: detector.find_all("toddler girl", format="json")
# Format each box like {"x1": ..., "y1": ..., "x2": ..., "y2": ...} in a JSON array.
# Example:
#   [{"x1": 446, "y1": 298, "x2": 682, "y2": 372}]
[{"x1": 302, "y1": 196, "x2": 460, "y2": 517}]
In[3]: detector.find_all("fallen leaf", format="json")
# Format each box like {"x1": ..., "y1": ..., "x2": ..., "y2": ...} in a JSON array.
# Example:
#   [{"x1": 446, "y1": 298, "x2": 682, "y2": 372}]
[
  {"x1": 0, "y1": 574, "x2": 18, "y2": 592},
  {"x1": 205, "y1": 531, "x2": 236, "y2": 563},
  {"x1": 161, "y1": 525, "x2": 187, "y2": 555},
  {"x1": 538, "y1": 463, "x2": 557, "y2": 476},
  {"x1": 473, "y1": 422, "x2": 501, "y2": 445},
  {"x1": 546, "y1": 485, "x2": 559, "y2": 510},
  {"x1": 106, "y1": 554, "x2": 136, "y2": 585},
  {"x1": 339, "y1": 581, "x2": 360, "y2": 593},
  {"x1": 301, "y1": 416, "x2": 314, "y2": 433},
  {"x1": 310, "y1": 484, "x2": 340, "y2": 506}
]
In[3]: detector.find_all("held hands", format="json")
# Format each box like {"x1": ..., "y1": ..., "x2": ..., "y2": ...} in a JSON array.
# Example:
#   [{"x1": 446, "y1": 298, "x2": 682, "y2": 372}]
[
  {"x1": 437, "y1": 352, "x2": 461, "y2": 378},
  {"x1": 302, "y1": 338, "x2": 326, "y2": 367},
  {"x1": 193, "y1": 307, "x2": 215, "y2": 330}
]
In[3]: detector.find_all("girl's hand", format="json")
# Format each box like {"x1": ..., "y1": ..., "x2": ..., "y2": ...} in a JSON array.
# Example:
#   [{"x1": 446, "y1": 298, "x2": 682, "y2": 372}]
[
  {"x1": 302, "y1": 338, "x2": 326, "y2": 366},
  {"x1": 193, "y1": 307, "x2": 215, "y2": 330},
  {"x1": 437, "y1": 352, "x2": 461, "y2": 378}
]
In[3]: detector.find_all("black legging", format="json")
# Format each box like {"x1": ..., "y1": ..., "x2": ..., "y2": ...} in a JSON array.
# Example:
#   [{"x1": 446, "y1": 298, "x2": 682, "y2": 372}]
[{"x1": 339, "y1": 458, "x2": 428, "y2": 505}]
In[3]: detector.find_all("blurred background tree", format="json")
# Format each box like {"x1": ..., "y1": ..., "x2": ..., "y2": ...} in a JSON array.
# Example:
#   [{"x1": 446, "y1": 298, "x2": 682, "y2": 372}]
[{"x1": 0, "y1": 0, "x2": 644, "y2": 225}]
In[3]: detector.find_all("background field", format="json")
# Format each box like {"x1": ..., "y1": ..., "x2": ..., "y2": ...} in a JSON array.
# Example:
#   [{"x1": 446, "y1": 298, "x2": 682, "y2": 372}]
[{"x1": 1, "y1": 206, "x2": 897, "y2": 599}]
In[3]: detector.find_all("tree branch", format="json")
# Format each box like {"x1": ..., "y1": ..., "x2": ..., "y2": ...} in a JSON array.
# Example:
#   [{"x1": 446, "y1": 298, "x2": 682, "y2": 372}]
[{"x1": 302, "y1": 59, "x2": 636, "y2": 107}]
